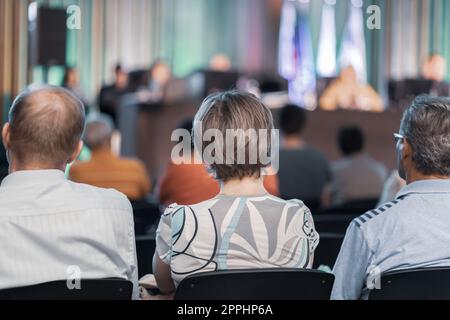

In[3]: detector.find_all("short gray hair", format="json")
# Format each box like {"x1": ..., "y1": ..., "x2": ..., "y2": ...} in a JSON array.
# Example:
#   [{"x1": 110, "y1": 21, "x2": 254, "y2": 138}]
[
  {"x1": 83, "y1": 114, "x2": 115, "y2": 150},
  {"x1": 400, "y1": 95, "x2": 450, "y2": 176}
]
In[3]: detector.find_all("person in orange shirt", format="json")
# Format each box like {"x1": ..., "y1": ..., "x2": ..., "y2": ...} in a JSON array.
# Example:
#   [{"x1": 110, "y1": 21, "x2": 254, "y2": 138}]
[
  {"x1": 70, "y1": 115, "x2": 151, "y2": 200},
  {"x1": 158, "y1": 119, "x2": 278, "y2": 206}
]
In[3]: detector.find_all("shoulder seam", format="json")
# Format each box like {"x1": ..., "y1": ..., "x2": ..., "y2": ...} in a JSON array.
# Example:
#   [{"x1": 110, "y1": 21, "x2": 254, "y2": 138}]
[{"x1": 354, "y1": 195, "x2": 410, "y2": 228}]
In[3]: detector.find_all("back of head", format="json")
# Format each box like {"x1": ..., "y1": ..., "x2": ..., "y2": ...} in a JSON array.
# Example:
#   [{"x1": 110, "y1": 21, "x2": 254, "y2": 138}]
[
  {"x1": 400, "y1": 95, "x2": 450, "y2": 176},
  {"x1": 193, "y1": 91, "x2": 274, "y2": 181},
  {"x1": 7, "y1": 85, "x2": 85, "y2": 168},
  {"x1": 338, "y1": 126, "x2": 365, "y2": 156},
  {"x1": 279, "y1": 104, "x2": 308, "y2": 136},
  {"x1": 83, "y1": 114, "x2": 115, "y2": 151}
]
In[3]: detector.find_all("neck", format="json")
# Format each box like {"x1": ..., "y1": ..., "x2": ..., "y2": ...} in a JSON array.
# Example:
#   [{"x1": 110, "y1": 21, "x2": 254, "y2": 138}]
[
  {"x1": 283, "y1": 135, "x2": 305, "y2": 149},
  {"x1": 346, "y1": 151, "x2": 365, "y2": 158},
  {"x1": 9, "y1": 161, "x2": 65, "y2": 174},
  {"x1": 92, "y1": 145, "x2": 112, "y2": 155},
  {"x1": 220, "y1": 176, "x2": 267, "y2": 197}
]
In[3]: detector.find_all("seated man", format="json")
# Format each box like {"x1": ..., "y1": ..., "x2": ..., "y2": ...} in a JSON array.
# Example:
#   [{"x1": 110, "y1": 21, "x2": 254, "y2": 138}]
[
  {"x1": 421, "y1": 53, "x2": 450, "y2": 96},
  {"x1": 98, "y1": 64, "x2": 130, "y2": 126},
  {"x1": 319, "y1": 66, "x2": 384, "y2": 112},
  {"x1": 70, "y1": 115, "x2": 151, "y2": 201},
  {"x1": 332, "y1": 95, "x2": 450, "y2": 299},
  {"x1": 0, "y1": 86, "x2": 138, "y2": 298},
  {"x1": 330, "y1": 126, "x2": 387, "y2": 206},
  {"x1": 277, "y1": 104, "x2": 331, "y2": 212}
]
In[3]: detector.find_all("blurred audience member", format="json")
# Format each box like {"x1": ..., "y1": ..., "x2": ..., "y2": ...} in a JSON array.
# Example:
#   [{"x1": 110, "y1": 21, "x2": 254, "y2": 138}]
[
  {"x1": 377, "y1": 170, "x2": 406, "y2": 206},
  {"x1": 332, "y1": 96, "x2": 450, "y2": 300},
  {"x1": 330, "y1": 126, "x2": 387, "y2": 206},
  {"x1": 209, "y1": 53, "x2": 232, "y2": 72},
  {"x1": 0, "y1": 86, "x2": 138, "y2": 298},
  {"x1": 158, "y1": 119, "x2": 279, "y2": 206},
  {"x1": 158, "y1": 119, "x2": 219, "y2": 206},
  {"x1": 70, "y1": 115, "x2": 151, "y2": 201},
  {"x1": 278, "y1": 104, "x2": 331, "y2": 212},
  {"x1": 153, "y1": 92, "x2": 318, "y2": 296},
  {"x1": 148, "y1": 60, "x2": 172, "y2": 95},
  {"x1": 98, "y1": 64, "x2": 129, "y2": 125},
  {"x1": 421, "y1": 53, "x2": 450, "y2": 96},
  {"x1": 62, "y1": 67, "x2": 90, "y2": 109},
  {"x1": 0, "y1": 142, "x2": 8, "y2": 182},
  {"x1": 320, "y1": 66, "x2": 384, "y2": 112}
]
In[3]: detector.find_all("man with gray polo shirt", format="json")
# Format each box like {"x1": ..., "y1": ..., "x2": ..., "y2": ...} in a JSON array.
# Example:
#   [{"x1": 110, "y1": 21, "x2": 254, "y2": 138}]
[{"x1": 331, "y1": 95, "x2": 450, "y2": 300}]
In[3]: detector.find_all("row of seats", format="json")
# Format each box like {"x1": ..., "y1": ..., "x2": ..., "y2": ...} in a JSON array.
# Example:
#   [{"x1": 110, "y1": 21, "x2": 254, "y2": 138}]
[{"x1": 2, "y1": 267, "x2": 450, "y2": 300}]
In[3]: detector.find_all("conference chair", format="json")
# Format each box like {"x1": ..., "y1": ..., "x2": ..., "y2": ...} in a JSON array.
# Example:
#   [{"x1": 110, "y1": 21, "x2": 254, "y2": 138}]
[
  {"x1": 131, "y1": 200, "x2": 161, "y2": 236},
  {"x1": 313, "y1": 233, "x2": 345, "y2": 269},
  {"x1": 175, "y1": 269, "x2": 334, "y2": 300},
  {"x1": 0, "y1": 278, "x2": 133, "y2": 300},
  {"x1": 313, "y1": 214, "x2": 358, "y2": 234},
  {"x1": 368, "y1": 267, "x2": 450, "y2": 300},
  {"x1": 136, "y1": 234, "x2": 156, "y2": 278},
  {"x1": 318, "y1": 198, "x2": 378, "y2": 216}
]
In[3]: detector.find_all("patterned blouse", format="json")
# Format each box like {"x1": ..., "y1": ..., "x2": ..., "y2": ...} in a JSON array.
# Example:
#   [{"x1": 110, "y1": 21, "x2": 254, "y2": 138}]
[{"x1": 155, "y1": 194, "x2": 320, "y2": 286}]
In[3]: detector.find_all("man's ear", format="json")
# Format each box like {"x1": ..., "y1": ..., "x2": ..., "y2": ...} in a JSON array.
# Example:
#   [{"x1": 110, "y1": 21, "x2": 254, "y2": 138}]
[
  {"x1": 2, "y1": 123, "x2": 11, "y2": 149},
  {"x1": 403, "y1": 139, "x2": 412, "y2": 160},
  {"x1": 68, "y1": 141, "x2": 84, "y2": 164}
]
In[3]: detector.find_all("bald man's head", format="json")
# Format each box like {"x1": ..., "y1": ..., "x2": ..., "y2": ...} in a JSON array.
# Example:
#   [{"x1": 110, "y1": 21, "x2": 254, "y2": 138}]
[{"x1": 3, "y1": 85, "x2": 85, "y2": 169}]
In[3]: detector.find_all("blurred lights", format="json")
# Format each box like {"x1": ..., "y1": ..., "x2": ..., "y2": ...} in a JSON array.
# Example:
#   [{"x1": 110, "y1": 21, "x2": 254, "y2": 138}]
[
  {"x1": 28, "y1": 2, "x2": 38, "y2": 22},
  {"x1": 351, "y1": 0, "x2": 364, "y2": 8}
]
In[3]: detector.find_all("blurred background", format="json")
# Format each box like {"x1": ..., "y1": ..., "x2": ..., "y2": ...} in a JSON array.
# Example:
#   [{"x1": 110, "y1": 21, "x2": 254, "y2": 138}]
[{"x1": 0, "y1": 0, "x2": 449, "y2": 199}]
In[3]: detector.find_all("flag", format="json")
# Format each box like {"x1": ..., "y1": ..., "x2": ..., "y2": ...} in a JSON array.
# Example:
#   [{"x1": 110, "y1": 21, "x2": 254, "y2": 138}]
[
  {"x1": 278, "y1": 0, "x2": 316, "y2": 109},
  {"x1": 339, "y1": 0, "x2": 367, "y2": 83},
  {"x1": 317, "y1": 1, "x2": 337, "y2": 77}
]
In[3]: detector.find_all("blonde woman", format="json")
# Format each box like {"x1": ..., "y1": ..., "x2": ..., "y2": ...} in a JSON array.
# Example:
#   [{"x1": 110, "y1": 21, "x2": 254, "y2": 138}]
[{"x1": 153, "y1": 91, "x2": 319, "y2": 295}]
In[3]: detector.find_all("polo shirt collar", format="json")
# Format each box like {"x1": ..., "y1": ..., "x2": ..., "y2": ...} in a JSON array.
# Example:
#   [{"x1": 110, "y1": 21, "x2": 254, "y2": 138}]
[
  {"x1": 1, "y1": 169, "x2": 66, "y2": 188},
  {"x1": 396, "y1": 179, "x2": 450, "y2": 199}
]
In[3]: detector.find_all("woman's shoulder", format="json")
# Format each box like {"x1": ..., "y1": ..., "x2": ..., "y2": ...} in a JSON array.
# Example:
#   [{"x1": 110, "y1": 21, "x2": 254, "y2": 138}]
[
  {"x1": 263, "y1": 195, "x2": 310, "y2": 212},
  {"x1": 162, "y1": 198, "x2": 221, "y2": 216}
]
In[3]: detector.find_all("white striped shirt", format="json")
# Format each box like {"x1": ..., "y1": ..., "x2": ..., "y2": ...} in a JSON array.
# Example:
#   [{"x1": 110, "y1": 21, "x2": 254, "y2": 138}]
[{"x1": 0, "y1": 170, "x2": 139, "y2": 299}]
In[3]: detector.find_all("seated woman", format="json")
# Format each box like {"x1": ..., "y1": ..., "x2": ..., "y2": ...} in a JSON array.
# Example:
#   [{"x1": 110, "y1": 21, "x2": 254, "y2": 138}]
[{"x1": 152, "y1": 91, "x2": 319, "y2": 296}]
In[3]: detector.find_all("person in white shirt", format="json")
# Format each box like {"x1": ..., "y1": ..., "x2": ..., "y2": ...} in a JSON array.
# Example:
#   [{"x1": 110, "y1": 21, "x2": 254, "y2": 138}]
[{"x1": 0, "y1": 85, "x2": 139, "y2": 299}]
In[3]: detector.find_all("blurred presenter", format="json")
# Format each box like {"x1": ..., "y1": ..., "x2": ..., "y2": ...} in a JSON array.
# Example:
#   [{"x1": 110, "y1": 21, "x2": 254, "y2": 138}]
[{"x1": 319, "y1": 66, "x2": 384, "y2": 112}]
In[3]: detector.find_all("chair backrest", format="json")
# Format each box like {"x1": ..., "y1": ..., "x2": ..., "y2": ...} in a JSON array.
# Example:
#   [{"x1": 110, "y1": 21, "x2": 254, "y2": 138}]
[
  {"x1": 313, "y1": 214, "x2": 358, "y2": 234},
  {"x1": 175, "y1": 268, "x2": 334, "y2": 300},
  {"x1": 0, "y1": 278, "x2": 133, "y2": 300},
  {"x1": 131, "y1": 200, "x2": 161, "y2": 236},
  {"x1": 136, "y1": 235, "x2": 156, "y2": 278},
  {"x1": 368, "y1": 267, "x2": 450, "y2": 300},
  {"x1": 313, "y1": 233, "x2": 345, "y2": 269}
]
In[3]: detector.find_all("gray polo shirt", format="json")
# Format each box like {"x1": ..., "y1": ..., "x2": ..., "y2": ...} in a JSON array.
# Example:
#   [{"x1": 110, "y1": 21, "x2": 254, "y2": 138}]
[{"x1": 331, "y1": 179, "x2": 450, "y2": 300}]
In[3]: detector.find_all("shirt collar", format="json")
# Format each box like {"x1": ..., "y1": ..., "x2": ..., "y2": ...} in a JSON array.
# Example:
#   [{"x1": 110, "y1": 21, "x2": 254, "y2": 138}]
[
  {"x1": 396, "y1": 179, "x2": 450, "y2": 199},
  {"x1": 0, "y1": 169, "x2": 66, "y2": 188}
]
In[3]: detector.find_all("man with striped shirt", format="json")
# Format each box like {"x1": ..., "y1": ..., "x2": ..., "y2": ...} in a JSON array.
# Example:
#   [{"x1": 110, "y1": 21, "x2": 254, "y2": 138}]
[
  {"x1": 331, "y1": 95, "x2": 450, "y2": 300},
  {"x1": 0, "y1": 86, "x2": 138, "y2": 299}
]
